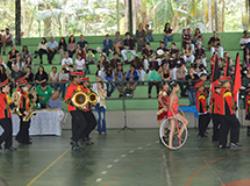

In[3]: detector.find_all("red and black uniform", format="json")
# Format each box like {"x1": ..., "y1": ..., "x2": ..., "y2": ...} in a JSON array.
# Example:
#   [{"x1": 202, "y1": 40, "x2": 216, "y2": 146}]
[
  {"x1": 0, "y1": 79, "x2": 13, "y2": 150},
  {"x1": 65, "y1": 82, "x2": 89, "y2": 146},
  {"x1": 196, "y1": 87, "x2": 210, "y2": 137},
  {"x1": 218, "y1": 87, "x2": 240, "y2": 147},
  {"x1": 79, "y1": 77, "x2": 97, "y2": 143},
  {"x1": 210, "y1": 80, "x2": 224, "y2": 142},
  {"x1": 15, "y1": 89, "x2": 32, "y2": 144}
]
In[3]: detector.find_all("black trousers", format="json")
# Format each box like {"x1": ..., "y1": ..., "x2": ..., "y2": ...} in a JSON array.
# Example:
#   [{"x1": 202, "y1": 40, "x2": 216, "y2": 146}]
[
  {"x1": 16, "y1": 117, "x2": 31, "y2": 144},
  {"x1": 219, "y1": 115, "x2": 240, "y2": 146},
  {"x1": 148, "y1": 81, "x2": 161, "y2": 96},
  {"x1": 81, "y1": 111, "x2": 97, "y2": 140},
  {"x1": 0, "y1": 118, "x2": 13, "y2": 149},
  {"x1": 35, "y1": 49, "x2": 48, "y2": 64},
  {"x1": 212, "y1": 114, "x2": 222, "y2": 141},
  {"x1": 48, "y1": 50, "x2": 57, "y2": 64},
  {"x1": 70, "y1": 110, "x2": 87, "y2": 143},
  {"x1": 198, "y1": 113, "x2": 211, "y2": 137}
]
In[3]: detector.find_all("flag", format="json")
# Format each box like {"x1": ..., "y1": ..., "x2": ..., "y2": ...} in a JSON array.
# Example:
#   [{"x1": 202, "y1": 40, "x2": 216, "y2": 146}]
[{"x1": 233, "y1": 53, "x2": 242, "y2": 102}]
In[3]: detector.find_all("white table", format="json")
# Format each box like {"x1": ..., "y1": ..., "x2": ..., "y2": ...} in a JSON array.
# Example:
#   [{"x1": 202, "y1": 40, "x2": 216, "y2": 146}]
[{"x1": 0, "y1": 109, "x2": 64, "y2": 136}]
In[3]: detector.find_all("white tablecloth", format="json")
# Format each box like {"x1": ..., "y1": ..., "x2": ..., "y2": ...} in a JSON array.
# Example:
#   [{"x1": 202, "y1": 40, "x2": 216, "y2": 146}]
[{"x1": 0, "y1": 109, "x2": 64, "y2": 136}]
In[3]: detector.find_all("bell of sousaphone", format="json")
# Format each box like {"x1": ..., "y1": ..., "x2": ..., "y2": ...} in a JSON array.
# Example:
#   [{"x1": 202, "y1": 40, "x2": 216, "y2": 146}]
[{"x1": 71, "y1": 91, "x2": 88, "y2": 108}]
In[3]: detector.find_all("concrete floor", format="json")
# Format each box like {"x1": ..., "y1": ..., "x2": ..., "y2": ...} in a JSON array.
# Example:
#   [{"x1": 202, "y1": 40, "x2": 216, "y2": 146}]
[{"x1": 0, "y1": 129, "x2": 250, "y2": 186}]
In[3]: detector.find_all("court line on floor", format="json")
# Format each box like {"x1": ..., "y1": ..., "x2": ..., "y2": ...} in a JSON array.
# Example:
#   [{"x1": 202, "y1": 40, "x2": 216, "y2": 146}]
[
  {"x1": 26, "y1": 149, "x2": 69, "y2": 186},
  {"x1": 95, "y1": 140, "x2": 156, "y2": 183}
]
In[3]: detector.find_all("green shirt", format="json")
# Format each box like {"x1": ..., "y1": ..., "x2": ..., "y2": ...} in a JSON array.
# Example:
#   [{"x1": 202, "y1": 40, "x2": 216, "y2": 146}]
[
  {"x1": 147, "y1": 70, "x2": 161, "y2": 82},
  {"x1": 36, "y1": 85, "x2": 53, "y2": 106}
]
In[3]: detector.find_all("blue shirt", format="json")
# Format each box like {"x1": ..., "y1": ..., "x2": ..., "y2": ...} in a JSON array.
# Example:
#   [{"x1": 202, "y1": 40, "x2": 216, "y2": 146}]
[{"x1": 47, "y1": 41, "x2": 58, "y2": 49}]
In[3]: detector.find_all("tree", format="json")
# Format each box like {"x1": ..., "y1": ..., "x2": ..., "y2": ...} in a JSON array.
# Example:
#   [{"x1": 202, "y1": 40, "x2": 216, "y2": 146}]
[{"x1": 15, "y1": 0, "x2": 21, "y2": 45}]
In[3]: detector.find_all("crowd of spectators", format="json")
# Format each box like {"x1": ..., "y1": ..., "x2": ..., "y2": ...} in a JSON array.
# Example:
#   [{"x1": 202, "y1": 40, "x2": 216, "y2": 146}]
[{"x1": 0, "y1": 24, "x2": 250, "y2": 109}]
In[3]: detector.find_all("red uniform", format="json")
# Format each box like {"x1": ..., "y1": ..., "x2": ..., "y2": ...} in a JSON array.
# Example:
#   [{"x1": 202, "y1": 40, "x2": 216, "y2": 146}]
[
  {"x1": 196, "y1": 90, "x2": 208, "y2": 113},
  {"x1": 157, "y1": 91, "x2": 169, "y2": 121},
  {"x1": 0, "y1": 93, "x2": 11, "y2": 119},
  {"x1": 65, "y1": 82, "x2": 90, "y2": 112},
  {"x1": 216, "y1": 88, "x2": 235, "y2": 116}
]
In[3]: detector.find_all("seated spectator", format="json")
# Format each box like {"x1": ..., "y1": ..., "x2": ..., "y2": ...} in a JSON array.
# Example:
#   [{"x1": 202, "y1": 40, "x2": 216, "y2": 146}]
[
  {"x1": 169, "y1": 42, "x2": 179, "y2": 59},
  {"x1": 61, "y1": 51, "x2": 73, "y2": 71},
  {"x1": 208, "y1": 31, "x2": 220, "y2": 49},
  {"x1": 58, "y1": 37, "x2": 67, "y2": 60},
  {"x1": 182, "y1": 28, "x2": 191, "y2": 49},
  {"x1": 102, "y1": 34, "x2": 113, "y2": 57},
  {"x1": 49, "y1": 66, "x2": 59, "y2": 89},
  {"x1": 68, "y1": 35, "x2": 76, "y2": 58},
  {"x1": 11, "y1": 53, "x2": 25, "y2": 80},
  {"x1": 34, "y1": 37, "x2": 48, "y2": 64},
  {"x1": 96, "y1": 64, "x2": 106, "y2": 81},
  {"x1": 35, "y1": 65, "x2": 48, "y2": 85},
  {"x1": 36, "y1": 82, "x2": 53, "y2": 109},
  {"x1": 121, "y1": 32, "x2": 137, "y2": 63},
  {"x1": 105, "y1": 66, "x2": 115, "y2": 97},
  {"x1": 145, "y1": 23, "x2": 153, "y2": 43},
  {"x1": 163, "y1": 22, "x2": 173, "y2": 47},
  {"x1": 135, "y1": 23, "x2": 146, "y2": 51},
  {"x1": 7, "y1": 46, "x2": 19, "y2": 70},
  {"x1": 159, "y1": 63, "x2": 171, "y2": 81},
  {"x1": 48, "y1": 89, "x2": 62, "y2": 109},
  {"x1": 240, "y1": 31, "x2": 250, "y2": 65},
  {"x1": 195, "y1": 42, "x2": 206, "y2": 66},
  {"x1": 183, "y1": 44, "x2": 195, "y2": 63},
  {"x1": 0, "y1": 64, "x2": 8, "y2": 82},
  {"x1": 113, "y1": 31, "x2": 123, "y2": 55},
  {"x1": 24, "y1": 66, "x2": 34, "y2": 83},
  {"x1": 47, "y1": 36, "x2": 58, "y2": 64},
  {"x1": 138, "y1": 66, "x2": 146, "y2": 84},
  {"x1": 210, "y1": 41, "x2": 224, "y2": 58},
  {"x1": 114, "y1": 63, "x2": 126, "y2": 97},
  {"x1": 77, "y1": 34, "x2": 88, "y2": 50},
  {"x1": 2, "y1": 28, "x2": 13, "y2": 55},
  {"x1": 75, "y1": 54, "x2": 86, "y2": 72},
  {"x1": 192, "y1": 28, "x2": 203, "y2": 46},
  {"x1": 110, "y1": 53, "x2": 121, "y2": 69},
  {"x1": 156, "y1": 41, "x2": 167, "y2": 52},
  {"x1": 58, "y1": 67, "x2": 69, "y2": 98},
  {"x1": 125, "y1": 65, "x2": 139, "y2": 96},
  {"x1": 147, "y1": 66, "x2": 162, "y2": 98},
  {"x1": 21, "y1": 45, "x2": 32, "y2": 66}
]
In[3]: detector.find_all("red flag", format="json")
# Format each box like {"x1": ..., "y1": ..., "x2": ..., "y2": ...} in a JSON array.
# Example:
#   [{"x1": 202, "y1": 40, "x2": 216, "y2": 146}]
[{"x1": 233, "y1": 54, "x2": 242, "y2": 102}]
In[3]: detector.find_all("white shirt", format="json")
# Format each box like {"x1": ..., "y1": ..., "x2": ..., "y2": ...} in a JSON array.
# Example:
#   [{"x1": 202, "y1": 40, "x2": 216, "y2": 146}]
[
  {"x1": 240, "y1": 37, "x2": 250, "y2": 45},
  {"x1": 75, "y1": 58, "x2": 86, "y2": 71},
  {"x1": 49, "y1": 72, "x2": 59, "y2": 82},
  {"x1": 61, "y1": 57, "x2": 73, "y2": 66}
]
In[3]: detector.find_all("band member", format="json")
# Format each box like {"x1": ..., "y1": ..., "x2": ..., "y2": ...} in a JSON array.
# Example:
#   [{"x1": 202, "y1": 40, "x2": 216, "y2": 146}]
[
  {"x1": 210, "y1": 80, "x2": 223, "y2": 142},
  {"x1": 168, "y1": 81, "x2": 188, "y2": 148},
  {"x1": 195, "y1": 79, "x2": 210, "y2": 137},
  {"x1": 217, "y1": 77, "x2": 240, "y2": 149},
  {"x1": 65, "y1": 71, "x2": 87, "y2": 151},
  {"x1": 80, "y1": 77, "x2": 97, "y2": 144},
  {"x1": 0, "y1": 79, "x2": 16, "y2": 151},
  {"x1": 15, "y1": 77, "x2": 36, "y2": 145},
  {"x1": 157, "y1": 82, "x2": 170, "y2": 126},
  {"x1": 245, "y1": 87, "x2": 250, "y2": 136}
]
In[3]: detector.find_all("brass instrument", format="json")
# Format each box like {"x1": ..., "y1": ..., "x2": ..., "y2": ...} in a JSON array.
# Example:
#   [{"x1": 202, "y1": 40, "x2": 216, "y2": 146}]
[
  {"x1": 23, "y1": 88, "x2": 38, "y2": 122},
  {"x1": 71, "y1": 89, "x2": 98, "y2": 109},
  {"x1": 12, "y1": 91, "x2": 23, "y2": 116}
]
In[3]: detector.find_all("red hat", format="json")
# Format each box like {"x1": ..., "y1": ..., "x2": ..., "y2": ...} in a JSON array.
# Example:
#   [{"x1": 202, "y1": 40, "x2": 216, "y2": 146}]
[
  {"x1": 219, "y1": 76, "x2": 231, "y2": 83},
  {"x1": 17, "y1": 79, "x2": 28, "y2": 87},
  {"x1": 194, "y1": 80, "x2": 204, "y2": 89},
  {"x1": 213, "y1": 80, "x2": 221, "y2": 88},
  {"x1": 70, "y1": 71, "x2": 84, "y2": 77},
  {"x1": 0, "y1": 79, "x2": 9, "y2": 88},
  {"x1": 80, "y1": 77, "x2": 89, "y2": 82}
]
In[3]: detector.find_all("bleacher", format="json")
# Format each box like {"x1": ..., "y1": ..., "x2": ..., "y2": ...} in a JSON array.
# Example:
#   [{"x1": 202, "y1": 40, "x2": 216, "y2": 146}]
[{"x1": 3, "y1": 32, "x2": 245, "y2": 111}]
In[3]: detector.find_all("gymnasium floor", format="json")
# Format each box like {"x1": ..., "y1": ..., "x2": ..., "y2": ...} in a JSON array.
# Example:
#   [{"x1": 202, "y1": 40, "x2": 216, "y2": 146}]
[{"x1": 0, "y1": 129, "x2": 250, "y2": 186}]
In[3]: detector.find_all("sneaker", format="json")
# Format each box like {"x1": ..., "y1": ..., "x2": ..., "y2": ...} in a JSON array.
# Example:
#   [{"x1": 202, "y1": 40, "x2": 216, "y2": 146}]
[
  {"x1": 218, "y1": 144, "x2": 229, "y2": 149},
  {"x1": 5, "y1": 147, "x2": 17, "y2": 152},
  {"x1": 230, "y1": 143, "x2": 241, "y2": 150}
]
